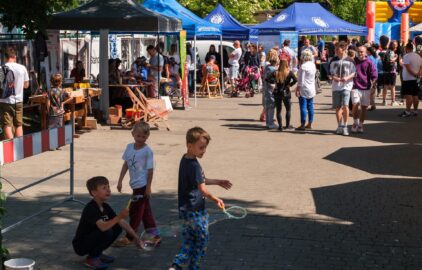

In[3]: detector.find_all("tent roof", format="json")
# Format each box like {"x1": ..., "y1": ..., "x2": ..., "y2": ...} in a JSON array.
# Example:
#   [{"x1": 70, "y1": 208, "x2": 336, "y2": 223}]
[
  {"x1": 48, "y1": 0, "x2": 181, "y2": 32},
  {"x1": 410, "y1": 23, "x2": 422, "y2": 32},
  {"x1": 253, "y1": 3, "x2": 367, "y2": 36},
  {"x1": 203, "y1": 4, "x2": 249, "y2": 40},
  {"x1": 143, "y1": 0, "x2": 221, "y2": 37}
]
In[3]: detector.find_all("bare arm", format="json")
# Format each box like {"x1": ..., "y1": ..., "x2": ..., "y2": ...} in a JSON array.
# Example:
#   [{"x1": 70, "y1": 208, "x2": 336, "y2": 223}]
[
  {"x1": 205, "y1": 178, "x2": 232, "y2": 190},
  {"x1": 24, "y1": 81, "x2": 29, "y2": 89},
  {"x1": 119, "y1": 219, "x2": 141, "y2": 246},
  {"x1": 404, "y1": 63, "x2": 419, "y2": 78},
  {"x1": 145, "y1": 169, "x2": 153, "y2": 197},
  {"x1": 117, "y1": 161, "x2": 128, "y2": 192},
  {"x1": 198, "y1": 183, "x2": 225, "y2": 209}
]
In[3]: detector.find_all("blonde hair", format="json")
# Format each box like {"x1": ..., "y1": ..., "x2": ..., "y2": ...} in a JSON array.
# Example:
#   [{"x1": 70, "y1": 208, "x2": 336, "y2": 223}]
[
  {"x1": 186, "y1": 127, "x2": 211, "y2": 144},
  {"x1": 267, "y1": 49, "x2": 279, "y2": 65},
  {"x1": 50, "y1": 73, "x2": 63, "y2": 87},
  {"x1": 276, "y1": 60, "x2": 290, "y2": 83},
  {"x1": 301, "y1": 49, "x2": 313, "y2": 63},
  {"x1": 132, "y1": 121, "x2": 150, "y2": 135}
]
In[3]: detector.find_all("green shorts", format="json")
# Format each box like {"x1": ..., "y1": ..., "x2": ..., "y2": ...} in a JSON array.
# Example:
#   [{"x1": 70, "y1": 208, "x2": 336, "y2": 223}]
[{"x1": 0, "y1": 102, "x2": 23, "y2": 127}]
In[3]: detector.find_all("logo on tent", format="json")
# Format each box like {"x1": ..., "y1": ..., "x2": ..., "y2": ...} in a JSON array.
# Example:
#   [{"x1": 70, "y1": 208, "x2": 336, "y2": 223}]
[
  {"x1": 276, "y1": 14, "x2": 288, "y2": 23},
  {"x1": 210, "y1": 15, "x2": 224, "y2": 25},
  {"x1": 312, "y1": 17, "x2": 329, "y2": 28}
]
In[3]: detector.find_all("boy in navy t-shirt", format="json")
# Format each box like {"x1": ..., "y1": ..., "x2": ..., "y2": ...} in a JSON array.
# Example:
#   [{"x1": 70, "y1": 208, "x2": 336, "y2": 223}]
[
  {"x1": 169, "y1": 127, "x2": 232, "y2": 270},
  {"x1": 72, "y1": 176, "x2": 142, "y2": 270}
]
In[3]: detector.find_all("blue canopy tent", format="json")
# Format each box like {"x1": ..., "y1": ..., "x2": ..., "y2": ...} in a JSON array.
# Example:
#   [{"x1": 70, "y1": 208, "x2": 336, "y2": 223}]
[
  {"x1": 204, "y1": 4, "x2": 250, "y2": 40},
  {"x1": 143, "y1": 0, "x2": 223, "y2": 105},
  {"x1": 253, "y1": 3, "x2": 367, "y2": 36}
]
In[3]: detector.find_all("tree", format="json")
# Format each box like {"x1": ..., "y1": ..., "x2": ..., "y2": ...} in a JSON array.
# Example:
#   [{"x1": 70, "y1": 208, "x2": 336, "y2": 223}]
[
  {"x1": 176, "y1": 0, "x2": 273, "y2": 24},
  {"x1": 0, "y1": 0, "x2": 80, "y2": 39},
  {"x1": 271, "y1": 0, "x2": 366, "y2": 25}
]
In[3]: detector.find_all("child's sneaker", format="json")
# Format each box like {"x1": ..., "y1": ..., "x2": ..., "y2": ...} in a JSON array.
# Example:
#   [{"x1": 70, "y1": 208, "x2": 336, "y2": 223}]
[
  {"x1": 357, "y1": 125, "x2": 364, "y2": 133},
  {"x1": 99, "y1": 254, "x2": 115, "y2": 264},
  {"x1": 85, "y1": 257, "x2": 108, "y2": 270},
  {"x1": 113, "y1": 237, "x2": 132, "y2": 247},
  {"x1": 351, "y1": 124, "x2": 358, "y2": 133},
  {"x1": 335, "y1": 126, "x2": 343, "y2": 135}
]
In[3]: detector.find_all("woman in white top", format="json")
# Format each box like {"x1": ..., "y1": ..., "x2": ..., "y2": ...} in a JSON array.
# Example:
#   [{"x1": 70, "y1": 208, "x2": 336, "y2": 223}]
[{"x1": 295, "y1": 49, "x2": 317, "y2": 130}]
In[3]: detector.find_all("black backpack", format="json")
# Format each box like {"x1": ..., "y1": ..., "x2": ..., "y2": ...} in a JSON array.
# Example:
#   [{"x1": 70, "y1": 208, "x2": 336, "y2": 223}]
[
  {"x1": 380, "y1": 50, "x2": 393, "y2": 72},
  {"x1": 0, "y1": 65, "x2": 15, "y2": 99}
]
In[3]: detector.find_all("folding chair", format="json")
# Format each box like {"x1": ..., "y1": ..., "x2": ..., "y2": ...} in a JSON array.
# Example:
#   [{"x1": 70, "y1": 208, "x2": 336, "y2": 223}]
[
  {"x1": 122, "y1": 86, "x2": 170, "y2": 131},
  {"x1": 198, "y1": 71, "x2": 223, "y2": 99}
]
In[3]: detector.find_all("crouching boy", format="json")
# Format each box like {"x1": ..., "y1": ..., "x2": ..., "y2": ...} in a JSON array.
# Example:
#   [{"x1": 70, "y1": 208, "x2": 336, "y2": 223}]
[{"x1": 72, "y1": 176, "x2": 142, "y2": 270}]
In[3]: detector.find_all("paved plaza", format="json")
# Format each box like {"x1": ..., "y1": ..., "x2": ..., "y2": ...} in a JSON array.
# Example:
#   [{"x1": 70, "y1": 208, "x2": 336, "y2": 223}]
[{"x1": 2, "y1": 83, "x2": 422, "y2": 270}]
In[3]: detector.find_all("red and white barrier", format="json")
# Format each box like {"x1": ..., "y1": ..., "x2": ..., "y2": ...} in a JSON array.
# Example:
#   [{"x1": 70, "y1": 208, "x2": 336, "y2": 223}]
[{"x1": 0, "y1": 124, "x2": 72, "y2": 165}]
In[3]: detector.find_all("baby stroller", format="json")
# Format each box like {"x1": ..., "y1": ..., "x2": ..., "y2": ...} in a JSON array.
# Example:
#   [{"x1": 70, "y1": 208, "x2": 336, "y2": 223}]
[{"x1": 231, "y1": 66, "x2": 260, "y2": 98}]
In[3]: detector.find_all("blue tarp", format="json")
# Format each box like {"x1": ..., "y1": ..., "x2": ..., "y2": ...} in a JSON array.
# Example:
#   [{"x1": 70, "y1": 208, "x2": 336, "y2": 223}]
[
  {"x1": 203, "y1": 4, "x2": 250, "y2": 40},
  {"x1": 143, "y1": 0, "x2": 221, "y2": 38},
  {"x1": 252, "y1": 3, "x2": 367, "y2": 36}
]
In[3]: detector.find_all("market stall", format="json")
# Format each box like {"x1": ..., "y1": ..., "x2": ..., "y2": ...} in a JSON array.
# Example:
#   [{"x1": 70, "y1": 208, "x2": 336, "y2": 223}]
[{"x1": 48, "y1": 0, "x2": 182, "y2": 124}]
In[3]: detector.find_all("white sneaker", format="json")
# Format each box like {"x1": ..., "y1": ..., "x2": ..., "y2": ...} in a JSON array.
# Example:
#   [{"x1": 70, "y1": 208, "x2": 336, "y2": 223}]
[
  {"x1": 342, "y1": 127, "x2": 349, "y2": 136},
  {"x1": 335, "y1": 126, "x2": 343, "y2": 135},
  {"x1": 391, "y1": 101, "x2": 400, "y2": 106},
  {"x1": 357, "y1": 125, "x2": 364, "y2": 133},
  {"x1": 351, "y1": 124, "x2": 358, "y2": 133}
]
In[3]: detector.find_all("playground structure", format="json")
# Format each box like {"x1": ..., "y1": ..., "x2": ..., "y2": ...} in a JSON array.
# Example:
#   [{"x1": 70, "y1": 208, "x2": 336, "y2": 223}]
[{"x1": 366, "y1": 0, "x2": 422, "y2": 44}]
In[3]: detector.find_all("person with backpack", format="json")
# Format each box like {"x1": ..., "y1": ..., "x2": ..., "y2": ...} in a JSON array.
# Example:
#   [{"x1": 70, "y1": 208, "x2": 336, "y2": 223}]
[
  {"x1": 0, "y1": 47, "x2": 29, "y2": 139},
  {"x1": 379, "y1": 39, "x2": 399, "y2": 106}
]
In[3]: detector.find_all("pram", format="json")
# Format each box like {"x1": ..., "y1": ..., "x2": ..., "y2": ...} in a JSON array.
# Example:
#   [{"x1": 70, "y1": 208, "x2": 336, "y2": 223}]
[{"x1": 231, "y1": 65, "x2": 260, "y2": 98}]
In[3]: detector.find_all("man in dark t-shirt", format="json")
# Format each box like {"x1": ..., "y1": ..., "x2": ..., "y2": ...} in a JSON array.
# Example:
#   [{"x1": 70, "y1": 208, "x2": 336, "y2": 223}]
[{"x1": 72, "y1": 177, "x2": 141, "y2": 269}]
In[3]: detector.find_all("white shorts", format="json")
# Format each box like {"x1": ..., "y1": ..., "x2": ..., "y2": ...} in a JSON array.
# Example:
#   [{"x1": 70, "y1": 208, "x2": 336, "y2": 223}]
[
  {"x1": 229, "y1": 65, "x2": 239, "y2": 79},
  {"x1": 351, "y1": 89, "x2": 371, "y2": 107}
]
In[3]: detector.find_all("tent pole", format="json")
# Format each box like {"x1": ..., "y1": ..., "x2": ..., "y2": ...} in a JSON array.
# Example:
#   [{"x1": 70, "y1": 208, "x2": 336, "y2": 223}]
[
  {"x1": 194, "y1": 35, "x2": 197, "y2": 107},
  {"x1": 220, "y1": 35, "x2": 224, "y2": 93},
  {"x1": 76, "y1": 30, "x2": 79, "y2": 61},
  {"x1": 157, "y1": 32, "x2": 160, "y2": 99},
  {"x1": 99, "y1": 29, "x2": 109, "y2": 119}
]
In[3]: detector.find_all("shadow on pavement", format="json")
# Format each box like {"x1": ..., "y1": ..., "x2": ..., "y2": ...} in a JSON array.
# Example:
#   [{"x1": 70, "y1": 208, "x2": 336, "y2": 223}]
[
  {"x1": 4, "y1": 185, "x2": 422, "y2": 270},
  {"x1": 324, "y1": 144, "x2": 422, "y2": 178}
]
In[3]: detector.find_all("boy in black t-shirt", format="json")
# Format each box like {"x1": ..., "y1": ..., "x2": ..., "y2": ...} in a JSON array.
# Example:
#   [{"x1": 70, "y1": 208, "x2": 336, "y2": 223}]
[
  {"x1": 169, "y1": 127, "x2": 232, "y2": 270},
  {"x1": 73, "y1": 176, "x2": 142, "y2": 270}
]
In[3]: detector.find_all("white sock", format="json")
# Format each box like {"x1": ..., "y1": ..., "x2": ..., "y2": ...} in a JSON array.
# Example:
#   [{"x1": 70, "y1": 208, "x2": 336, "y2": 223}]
[{"x1": 353, "y1": 119, "x2": 359, "y2": 125}]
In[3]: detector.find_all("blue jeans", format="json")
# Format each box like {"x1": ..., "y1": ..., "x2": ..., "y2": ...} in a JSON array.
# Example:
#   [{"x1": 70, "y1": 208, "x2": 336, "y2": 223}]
[
  {"x1": 188, "y1": 70, "x2": 194, "y2": 94},
  {"x1": 299, "y1": 96, "x2": 314, "y2": 125}
]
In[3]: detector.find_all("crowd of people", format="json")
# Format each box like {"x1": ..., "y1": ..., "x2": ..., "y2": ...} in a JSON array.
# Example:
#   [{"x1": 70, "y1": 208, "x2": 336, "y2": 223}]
[{"x1": 259, "y1": 36, "x2": 422, "y2": 134}]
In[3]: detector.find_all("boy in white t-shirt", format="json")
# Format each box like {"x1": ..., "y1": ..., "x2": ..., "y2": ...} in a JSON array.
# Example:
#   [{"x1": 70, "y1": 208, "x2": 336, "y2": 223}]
[{"x1": 115, "y1": 122, "x2": 160, "y2": 247}]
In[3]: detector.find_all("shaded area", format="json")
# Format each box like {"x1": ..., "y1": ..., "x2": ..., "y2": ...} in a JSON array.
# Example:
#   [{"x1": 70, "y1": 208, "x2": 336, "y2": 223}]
[
  {"x1": 324, "y1": 144, "x2": 422, "y2": 178},
  {"x1": 4, "y1": 187, "x2": 422, "y2": 269}
]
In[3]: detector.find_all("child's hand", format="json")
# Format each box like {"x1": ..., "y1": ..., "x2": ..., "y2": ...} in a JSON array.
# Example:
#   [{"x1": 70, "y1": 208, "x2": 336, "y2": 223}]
[
  {"x1": 117, "y1": 182, "x2": 122, "y2": 193},
  {"x1": 118, "y1": 208, "x2": 129, "y2": 220},
  {"x1": 218, "y1": 180, "x2": 232, "y2": 190},
  {"x1": 214, "y1": 198, "x2": 225, "y2": 209}
]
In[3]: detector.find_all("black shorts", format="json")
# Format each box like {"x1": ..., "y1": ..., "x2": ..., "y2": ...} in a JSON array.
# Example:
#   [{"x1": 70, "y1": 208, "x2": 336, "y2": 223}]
[
  {"x1": 377, "y1": 73, "x2": 385, "y2": 87},
  {"x1": 401, "y1": 80, "x2": 419, "y2": 96},
  {"x1": 383, "y1": 73, "x2": 396, "y2": 86}
]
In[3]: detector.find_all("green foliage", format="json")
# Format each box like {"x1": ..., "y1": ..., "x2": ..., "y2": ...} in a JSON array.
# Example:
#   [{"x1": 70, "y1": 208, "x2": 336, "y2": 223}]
[
  {"x1": 177, "y1": 0, "x2": 273, "y2": 24},
  {"x1": 271, "y1": 0, "x2": 366, "y2": 25},
  {"x1": 0, "y1": 0, "x2": 80, "y2": 39}
]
